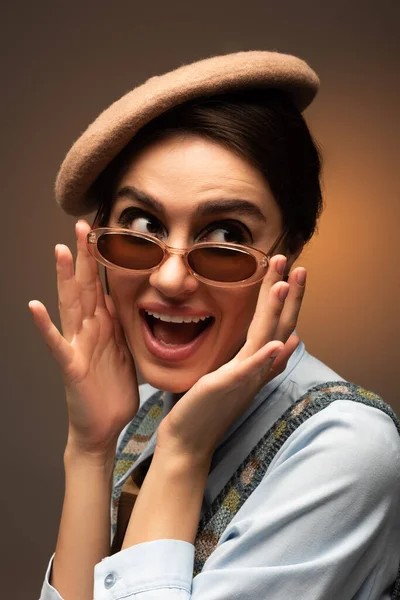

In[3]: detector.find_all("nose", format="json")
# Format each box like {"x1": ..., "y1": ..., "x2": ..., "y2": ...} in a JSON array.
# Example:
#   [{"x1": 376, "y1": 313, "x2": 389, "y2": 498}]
[{"x1": 148, "y1": 251, "x2": 199, "y2": 298}]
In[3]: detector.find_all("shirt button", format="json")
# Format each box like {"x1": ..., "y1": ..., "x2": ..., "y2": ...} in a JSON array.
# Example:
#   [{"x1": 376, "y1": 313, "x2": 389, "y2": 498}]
[{"x1": 104, "y1": 573, "x2": 117, "y2": 589}]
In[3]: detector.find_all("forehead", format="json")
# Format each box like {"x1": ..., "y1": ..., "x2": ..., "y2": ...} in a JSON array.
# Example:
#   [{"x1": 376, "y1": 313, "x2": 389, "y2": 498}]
[
  {"x1": 121, "y1": 134, "x2": 264, "y2": 187},
  {"x1": 112, "y1": 134, "x2": 280, "y2": 225},
  {"x1": 119, "y1": 134, "x2": 271, "y2": 195}
]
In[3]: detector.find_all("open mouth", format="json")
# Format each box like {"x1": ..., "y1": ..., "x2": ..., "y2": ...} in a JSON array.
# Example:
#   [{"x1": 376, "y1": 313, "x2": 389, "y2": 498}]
[{"x1": 142, "y1": 310, "x2": 214, "y2": 346}]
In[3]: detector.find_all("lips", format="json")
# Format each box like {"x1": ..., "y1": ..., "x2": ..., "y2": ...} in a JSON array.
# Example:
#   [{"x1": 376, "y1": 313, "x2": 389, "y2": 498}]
[
  {"x1": 145, "y1": 312, "x2": 213, "y2": 345},
  {"x1": 139, "y1": 309, "x2": 215, "y2": 362},
  {"x1": 138, "y1": 302, "x2": 213, "y2": 320}
]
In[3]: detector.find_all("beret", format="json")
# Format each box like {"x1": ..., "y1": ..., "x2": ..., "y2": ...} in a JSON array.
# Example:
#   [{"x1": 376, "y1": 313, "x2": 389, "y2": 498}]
[{"x1": 55, "y1": 50, "x2": 320, "y2": 216}]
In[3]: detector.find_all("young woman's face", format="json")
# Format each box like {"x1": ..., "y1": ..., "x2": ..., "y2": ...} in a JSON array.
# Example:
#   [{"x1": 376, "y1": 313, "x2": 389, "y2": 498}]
[{"x1": 107, "y1": 134, "x2": 287, "y2": 393}]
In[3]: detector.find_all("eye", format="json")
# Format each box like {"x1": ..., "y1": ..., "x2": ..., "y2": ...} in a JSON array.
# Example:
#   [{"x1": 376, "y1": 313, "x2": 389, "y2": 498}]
[
  {"x1": 197, "y1": 220, "x2": 252, "y2": 245},
  {"x1": 117, "y1": 207, "x2": 167, "y2": 239}
]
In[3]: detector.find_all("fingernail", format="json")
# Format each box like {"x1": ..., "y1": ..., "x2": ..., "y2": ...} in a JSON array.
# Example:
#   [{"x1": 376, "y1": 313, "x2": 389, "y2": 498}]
[
  {"x1": 276, "y1": 256, "x2": 286, "y2": 276},
  {"x1": 279, "y1": 283, "x2": 289, "y2": 302},
  {"x1": 296, "y1": 268, "x2": 306, "y2": 286},
  {"x1": 271, "y1": 348, "x2": 282, "y2": 359}
]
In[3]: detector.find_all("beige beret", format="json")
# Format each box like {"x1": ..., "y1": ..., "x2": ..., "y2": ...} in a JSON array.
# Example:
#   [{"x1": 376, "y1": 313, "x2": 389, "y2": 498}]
[{"x1": 55, "y1": 50, "x2": 320, "y2": 216}]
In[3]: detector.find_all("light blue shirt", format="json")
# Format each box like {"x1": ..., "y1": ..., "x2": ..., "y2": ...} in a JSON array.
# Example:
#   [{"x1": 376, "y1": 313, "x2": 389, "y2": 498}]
[{"x1": 40, "y1": 339, "x2": 400, "y2": 599}]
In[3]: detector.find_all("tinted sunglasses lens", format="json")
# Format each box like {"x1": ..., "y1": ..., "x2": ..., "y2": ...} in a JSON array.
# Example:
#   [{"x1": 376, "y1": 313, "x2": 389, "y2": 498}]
[
  {"x1": 97, "y1": 233, "x2": 163, "y2": 269},
  {"x1": 188, "y1": 246, "x2": 257, "y2": 282}
]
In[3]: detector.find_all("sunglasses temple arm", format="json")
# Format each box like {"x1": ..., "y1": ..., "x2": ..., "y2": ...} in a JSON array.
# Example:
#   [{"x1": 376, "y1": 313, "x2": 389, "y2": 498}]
[{"x1": 268, "y1": 228, "x2": 289, "y2": 258}]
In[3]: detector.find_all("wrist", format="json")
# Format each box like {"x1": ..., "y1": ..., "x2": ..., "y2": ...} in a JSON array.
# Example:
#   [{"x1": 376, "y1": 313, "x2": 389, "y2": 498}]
[
  {"x1": 155, "y1": 427, "x2": 214, "y2": 473},
  {"x1": 65, "y1": 425, "x2": 119, "y2": 459},
  {"x1": 153, "y1": 441, "x2": 212, "y2": 478},
  {"x1": 123, "y1": 443, "x2": 210, "y2": 547},
  {"x1": 64, "y1": 441, "x2": 117, "y2": 473}
]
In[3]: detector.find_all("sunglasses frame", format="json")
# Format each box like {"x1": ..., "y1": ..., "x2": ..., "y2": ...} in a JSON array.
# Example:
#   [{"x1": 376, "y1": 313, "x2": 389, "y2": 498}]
[{"x1": 87, "y1": 227, "x2": 289, "y2": 288}]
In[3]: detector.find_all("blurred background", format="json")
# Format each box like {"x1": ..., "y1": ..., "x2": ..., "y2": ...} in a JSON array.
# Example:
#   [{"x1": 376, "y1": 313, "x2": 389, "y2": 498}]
[{"x1": 1, "y1": 0, "x2": 399, "y2": 596}]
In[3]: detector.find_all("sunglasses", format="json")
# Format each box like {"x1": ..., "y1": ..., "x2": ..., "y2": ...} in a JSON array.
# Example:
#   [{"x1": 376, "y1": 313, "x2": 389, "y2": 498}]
[{"x1": 87, "y1": 227, "x2": 288, "y2": 288}]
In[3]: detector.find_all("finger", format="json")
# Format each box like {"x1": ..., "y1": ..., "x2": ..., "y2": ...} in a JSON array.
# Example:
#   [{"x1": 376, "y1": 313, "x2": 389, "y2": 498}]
[
  {"x1": 212, "y1": 340, "x2": 285, "y2": 406},
  {"x1": 237, "y1": 278, "x2": 289, "y2": 360},
  {"x1": 104, "y1": 294, "x2": 128, "y2": 349},
  {"x1": 235, "y1": 334, "x2": 300, "y2": 391},
  {"x1": 28, "y1": 300, "x2": 73, "y2": 370},
  {"x1": 245, "y1": 254, "x2": 287, "y2": 345},
  {"x1": 56, "y1": 244, "x2": 82, "y2": 340},
  {"x1": 95, "y1": 274, "x2": 107, "y2": 312},
  {"x1": 265, "y1": 333, "x2": 300, "y2": 380},
  {"x1": 274, "y1": 267, "x2": 306, "y2": 341},
  {"x1": 205, "y1": 339, "x2": 284, "y2": 392},
  {"x1": 75, "y1": 220, "x2": 99, "y2": 319},
  {"x1": 245, "y1": 339, "x2": 285, "y2": 383}
]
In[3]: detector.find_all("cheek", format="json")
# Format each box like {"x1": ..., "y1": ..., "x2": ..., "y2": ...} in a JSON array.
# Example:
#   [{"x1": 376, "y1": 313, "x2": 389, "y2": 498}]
[
  {"x1": 106, "y1": 271, "x2": 145, "y2": 313},
  {"x1": 217, "y1": 286, "x2": 260, "y2": 347}
]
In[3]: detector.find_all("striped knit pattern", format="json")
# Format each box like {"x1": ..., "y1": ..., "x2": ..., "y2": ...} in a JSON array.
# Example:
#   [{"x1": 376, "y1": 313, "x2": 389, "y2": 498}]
[
  {"x1": 111, "y1": 382, "x2": 400, "y2": 598},
  {"x1": 111, "y1": 390, "x2": 165, "y2": 535}
]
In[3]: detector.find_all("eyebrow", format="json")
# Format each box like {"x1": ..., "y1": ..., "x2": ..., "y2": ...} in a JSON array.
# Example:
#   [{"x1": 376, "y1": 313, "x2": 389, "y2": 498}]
[{"x1": 115, "y1": 185, "x2": 267, "y2": 223}]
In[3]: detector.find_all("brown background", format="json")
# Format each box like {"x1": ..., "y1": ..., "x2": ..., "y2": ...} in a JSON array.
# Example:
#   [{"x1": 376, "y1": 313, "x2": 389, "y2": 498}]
[{"x1": 1, "y1": 0, "x2": 399, "y2": 597}]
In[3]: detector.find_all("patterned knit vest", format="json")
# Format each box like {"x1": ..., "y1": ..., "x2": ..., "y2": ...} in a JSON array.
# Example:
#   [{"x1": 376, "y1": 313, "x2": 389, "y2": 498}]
[{"x1": 111, "y1": 381, "x2": 400, "y2": 599}]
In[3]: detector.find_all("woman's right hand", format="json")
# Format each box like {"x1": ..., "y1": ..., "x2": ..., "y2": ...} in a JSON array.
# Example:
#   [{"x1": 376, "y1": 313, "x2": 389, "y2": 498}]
[{"x1": 29, "y1": 220, "x2": 139, "y2": 456}]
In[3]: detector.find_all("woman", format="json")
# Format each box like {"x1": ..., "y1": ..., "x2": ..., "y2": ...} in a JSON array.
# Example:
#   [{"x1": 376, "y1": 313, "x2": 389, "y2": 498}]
[{"x1": 30, "y1": 51, "x2": 400, "y2": 600}]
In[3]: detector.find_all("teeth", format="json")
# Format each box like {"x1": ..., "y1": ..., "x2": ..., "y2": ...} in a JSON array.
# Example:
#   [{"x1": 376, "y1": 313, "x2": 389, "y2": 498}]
[{"x1": 145, "y1": 311, "x2": 211, "y2": 324}]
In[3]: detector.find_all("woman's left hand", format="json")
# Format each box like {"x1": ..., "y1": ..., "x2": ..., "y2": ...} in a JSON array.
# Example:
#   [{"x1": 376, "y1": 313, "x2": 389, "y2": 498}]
[{"x1": 157, "y1": 255, "x2": 306, "y2": 463}]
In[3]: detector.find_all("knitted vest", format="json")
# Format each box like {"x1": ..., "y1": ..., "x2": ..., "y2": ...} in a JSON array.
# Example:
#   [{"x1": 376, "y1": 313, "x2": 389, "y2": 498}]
[{"x1": 112, "y1": 381, "x2": 400, "y2": 598}]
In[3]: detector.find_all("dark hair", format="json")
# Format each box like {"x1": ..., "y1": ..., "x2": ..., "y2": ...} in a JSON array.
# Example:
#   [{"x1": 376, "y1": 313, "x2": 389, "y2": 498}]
[{"x1": 90, "y1": 88, "x2": 323, "y2": 254}]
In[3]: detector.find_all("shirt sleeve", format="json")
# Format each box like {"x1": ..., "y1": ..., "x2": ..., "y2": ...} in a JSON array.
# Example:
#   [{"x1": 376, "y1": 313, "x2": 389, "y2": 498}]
[
  {"x1": 40, "y1": 400, "x2": 400, "y2": 600},
  {"x1": 39, "y1": 554, "x2": 63, "y2": 600}
]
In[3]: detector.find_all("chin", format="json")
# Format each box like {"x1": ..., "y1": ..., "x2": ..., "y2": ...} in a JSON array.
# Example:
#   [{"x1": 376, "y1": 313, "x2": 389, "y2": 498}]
[
  {"x1": 134, "y1": 337, "x2": 247, "y2": 394},
  {"x1": 138, "y1": 360, "x2": 213, "y2": 394}
]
